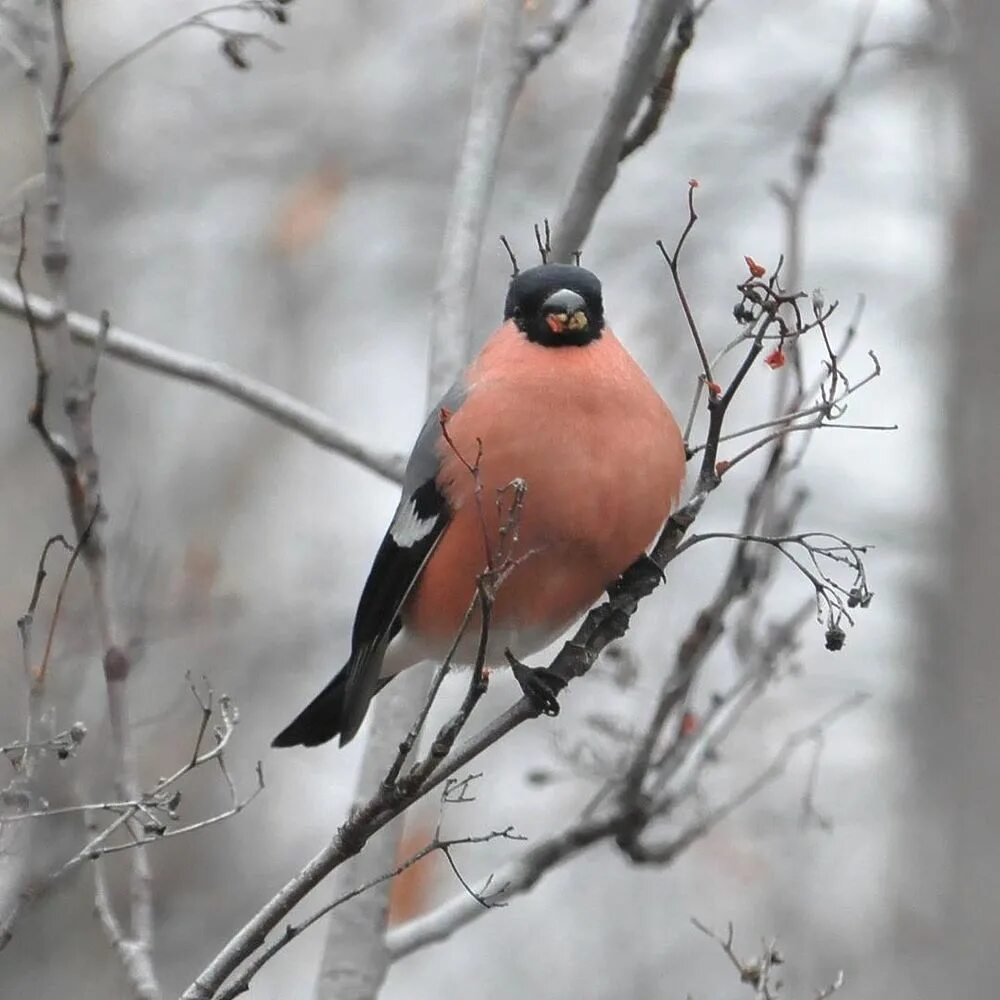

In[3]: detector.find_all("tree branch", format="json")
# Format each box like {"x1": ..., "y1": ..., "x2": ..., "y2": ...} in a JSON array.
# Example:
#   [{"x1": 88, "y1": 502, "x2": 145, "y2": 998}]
[
  {"x1": 6, "y1": 5, "x2": 164, "y2": 992},
  {"x1": 386, "y1": 685, "x2": 865, "y2": 960},
  {"x1": 386, "y1": 812, "x2": 620, "y2": 960},
  {"x1": 618, "y1": 0, "x2": 707, "y2": 161},
  {"x1": 217, "y1": 810, "x2": 522, "y2": 1000},
  {"x1": 551, "y1": 0, "x2": 686, "y2": 260},
  {"x1": 520, "y1": 0, "x2": 596, "y2": 72},
  {"x1": 0, "y1": 531, "x2": 85, "y2": 950},
  {"x1": 0, "y1": 278, "x2": 407, "y2": 485}
]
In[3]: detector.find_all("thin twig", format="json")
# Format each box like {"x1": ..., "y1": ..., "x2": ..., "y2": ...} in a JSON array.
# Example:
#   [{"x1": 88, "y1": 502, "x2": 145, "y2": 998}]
[
  {"x1": 658, "y1": 181, "x2": 711, "y2": 384},
  {"x1": 62, "y1": 3, "x2": 289, "y2": 122},
  {"x1": 620, "y1": 694, "x2": 868, "y2": 864},
  {"x1": 215, "y1": 824, "x2": 524, "y2": 1000},
  {"x1": 619, "y1": 2, "x2": 703, "y2": 160}
]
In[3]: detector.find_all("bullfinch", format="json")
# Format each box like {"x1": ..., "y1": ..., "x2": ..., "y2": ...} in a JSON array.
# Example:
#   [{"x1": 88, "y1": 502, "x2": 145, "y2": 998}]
[{"x1": 273, "y1": 263, "x2": 686, "y2": 748}]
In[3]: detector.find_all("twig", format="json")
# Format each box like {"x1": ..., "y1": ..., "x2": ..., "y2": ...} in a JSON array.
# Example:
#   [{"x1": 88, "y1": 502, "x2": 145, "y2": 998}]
[
  {"x1": 498, "y1": 234, "x2": 519, "y2": 277},
  {"x1": 657, "y1": 181, "x2": 711, "y2": 385},
  {"x1": 816, "y1": 971, "x2": 847, "y2": 999},
  {"x1": 619, "y1": 1, "x2": 704, "y2": 161},
  {"x1": 381, "y1": 595, "x2": 479, "y2": 789},
  {"x1": 402, "y1": 579, "x2": 494, "y2": 788},
  {"x1": 692, "y1": 918, "x2": 845, "y2": 999},
  {"x1": 691, "y1": 920, "x2": 765, "y2": 989},
  {"x1": 93, "y1": 857, "x2": 161, "y2": 1000},
  {"x1": 675, "y1": 530, "x2": 873, "y2": 640},
  {"x1": 50, "y1": 682, "x2": 260, "y2": 873},
  {"x1": 62, "y1": 2, "x2": 291, "y2": 122},
  {"x1": 13, "y1": 6, "x2": 165, "y2": 990},
  {"x1": 0, "y1": 724, "x2": 86, "y2": 770},
  {"x1": 387, "y1": 810, "x2": 621, "y2": 959},
  {"x1": 620, "y1": 694, "x2": 868, "y2": 864},
  {"x1": 0, "y1": 278, "x2": 407, "y2": 485},
  {"x1": 385, "y1": 681, "x2": 863, "y2": 960},
  {"x1": 215, "y1": 822, "x2": 524, "y2": 1000},
  {"x1": 0, "y1": 530, "x2": 84, "y2": 950},
  {"x1": 33, "y1": 510, "x2": 98, "y2": 689},
  {"x1": 534, "y1": 219, "x2": 551, "y2": 264},
  {"x1": 14, "y1": 210, "x2": 77, "y2": 489},
  {"x1": 771, "y1": 0, "x2": 878, "y2": 406}
]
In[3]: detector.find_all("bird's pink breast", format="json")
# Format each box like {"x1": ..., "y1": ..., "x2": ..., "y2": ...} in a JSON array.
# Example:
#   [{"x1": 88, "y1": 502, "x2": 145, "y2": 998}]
[{"x1": 403, "y1": 321, "x2": 686, "y2": 649}]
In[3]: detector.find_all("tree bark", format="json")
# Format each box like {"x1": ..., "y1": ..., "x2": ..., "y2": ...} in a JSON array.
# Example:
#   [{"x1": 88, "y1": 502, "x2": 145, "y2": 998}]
[
  {"x1": 910, "y1": 2, "x2": 1000, "y2": 996},
  {"x1": 311, "y1": 3, "x2": 525, "y2": 997}
]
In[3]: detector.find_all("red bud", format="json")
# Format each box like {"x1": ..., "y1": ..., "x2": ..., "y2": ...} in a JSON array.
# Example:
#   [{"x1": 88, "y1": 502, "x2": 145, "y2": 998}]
[{"x1": 764, "y1": 348, "x2": 786, "y2": 370}]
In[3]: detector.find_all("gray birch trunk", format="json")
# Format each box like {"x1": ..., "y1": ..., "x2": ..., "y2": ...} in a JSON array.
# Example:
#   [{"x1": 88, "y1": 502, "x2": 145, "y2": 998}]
[
  {"x1": 903, "y1": 2, "x2": 1000, "y2": 995},
  {"x1": 311, "y1": 3, "x2": 525, "y2": 997}
]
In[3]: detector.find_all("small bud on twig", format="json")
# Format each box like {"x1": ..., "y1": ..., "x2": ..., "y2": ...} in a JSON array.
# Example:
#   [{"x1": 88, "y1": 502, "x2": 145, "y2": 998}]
[
  {"x1": 824, "y1": 623, "x2": 846, "y2": 652},
  {"x1": 221, "y1": 37, "x2": 250, "y2": 70}
]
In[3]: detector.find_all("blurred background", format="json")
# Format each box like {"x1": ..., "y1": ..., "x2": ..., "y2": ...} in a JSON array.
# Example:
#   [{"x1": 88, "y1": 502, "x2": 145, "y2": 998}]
[{"x1": 0, "y1": 0, "x2": 963, "y2": 997}]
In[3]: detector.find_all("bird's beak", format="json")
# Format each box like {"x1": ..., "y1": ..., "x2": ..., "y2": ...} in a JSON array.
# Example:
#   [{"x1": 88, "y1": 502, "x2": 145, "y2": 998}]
[{"x1": 541, "y1": 289, "x2": 588, "y2": 335}]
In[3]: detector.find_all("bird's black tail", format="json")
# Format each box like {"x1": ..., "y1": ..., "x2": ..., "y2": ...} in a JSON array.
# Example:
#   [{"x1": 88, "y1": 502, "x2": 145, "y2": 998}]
[
  {"x1": 272, "y1": 667, "x2": 350, "y2": 749},
  {"x1": 272, "y1": 667, "x2": 394, "y2": 749}
]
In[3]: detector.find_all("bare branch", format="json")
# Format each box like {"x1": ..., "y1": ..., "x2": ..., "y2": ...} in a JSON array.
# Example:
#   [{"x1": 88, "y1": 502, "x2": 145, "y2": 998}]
[
  {"x1": 619, "y1": 2, "x2": 703, "y2": 161},
  {"x1": 520, "y1": 0, "x2": 596, "y2": 73},
  {"x1": 216, "y1": 822, "x2": 524, "y2": 1000},
  {"x1": 657, "y1": 181, "x2": 711, "y2": 389},
  {"x1": 692, "y1": 918, "x2": 845, "y2": 1000},
  {"x1": 386, "y1": 680, "x2": 864, "y2": 960},
  {"x1": 387, "y1": 812, "x2": 620, "y2": 959},
  {"x1": 426, "y1": 0, "x2": 523, "y2": 397},
  {"x1": 4, "y1": 6, "x2": 166, "y2": 988},
  {"x1": 62, "y1": 2, "x2": 291, "y2": 122},
  {"x1": 0, "y1": 278, "x2": 407, "y2": 485},
  {"x1": 772, "y1": 0, "x2": 879, "y2": 397},
  {"x1": 46, "y1": 683, "x2": 259, "y2": 873},
  {"x1": 93, "y1": 856, "x2": 161, "y2": 1000},
  {"x1": 551, "y1": 0, "x2": 686, "y2": 260},
  {"x1": 0, "y1": 529, "x2": 85, "y2": 950},
  {"x1": 621, "y1": 694, "x2": 868, "y2": 864}
]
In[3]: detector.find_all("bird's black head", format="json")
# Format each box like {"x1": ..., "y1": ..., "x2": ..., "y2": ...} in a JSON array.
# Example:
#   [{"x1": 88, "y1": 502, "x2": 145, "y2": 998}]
[{"x1": 503, "y1": 263, "x2": 604, "y2": 348}]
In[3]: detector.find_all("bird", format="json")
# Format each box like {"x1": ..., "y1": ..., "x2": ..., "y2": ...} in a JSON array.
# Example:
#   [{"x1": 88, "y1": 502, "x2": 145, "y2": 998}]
[{"x1": 273, "y1": 262, "x2": 686, "y2": 749}]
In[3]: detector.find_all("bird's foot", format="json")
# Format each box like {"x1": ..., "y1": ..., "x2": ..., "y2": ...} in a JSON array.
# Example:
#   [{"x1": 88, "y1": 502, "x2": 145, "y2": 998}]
[
  {"x1": 607, "y1": 553, "x2": 666, "y2": 600},
  {"x1": 504, "y1": 648, "x2": 565, "y2": 717}
]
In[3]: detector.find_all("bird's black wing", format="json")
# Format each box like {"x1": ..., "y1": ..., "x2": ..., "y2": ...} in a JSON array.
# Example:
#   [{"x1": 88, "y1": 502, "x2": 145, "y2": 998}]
[{"x1": 335, "y1": 381, "x2": 466, "y2": 744}]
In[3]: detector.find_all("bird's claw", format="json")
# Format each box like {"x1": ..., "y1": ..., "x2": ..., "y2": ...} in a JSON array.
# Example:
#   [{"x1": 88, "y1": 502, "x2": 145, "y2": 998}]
[{"x1": 504, "y1": 648, "x2": 565, "y2": 717}]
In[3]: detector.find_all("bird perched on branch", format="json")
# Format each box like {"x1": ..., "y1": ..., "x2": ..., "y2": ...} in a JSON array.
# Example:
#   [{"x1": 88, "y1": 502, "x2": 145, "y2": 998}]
[{"x1": 274, "y1": 263, "x2": 686, "y2": 749}]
